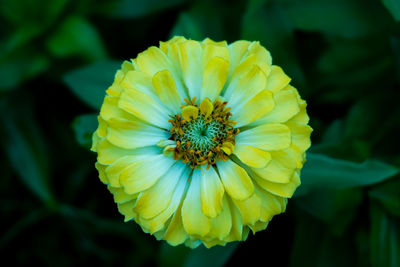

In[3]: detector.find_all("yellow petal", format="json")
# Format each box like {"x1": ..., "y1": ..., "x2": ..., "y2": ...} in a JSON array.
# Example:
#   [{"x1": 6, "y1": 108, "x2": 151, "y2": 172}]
[
  {"x1": 234, "y1": 144, "x2": 271, "y2": 169},
  {"x1": 223, "y1": 198, "x2": 245, "y2": 242},
  {"x1": 207, "y1": 196, "x2": 232, "y2": 239},
  {"x1": 253, "y1": 87, "x2": 300, "y2": 125},
  {"x1": 264, "y1": 65, "x2": 291, "y2": 94},
  {"x1": 152, "y1": 69, "x2": 182, "y2": 114},
  {"x1": 217, "y1": 160, "x2": 254, "y2": 200},
  {"x1": 252, "y1": 150, "x2": 297, "y2": 183},
  {"x1": 200, "y1": 98, "x2": 213, "y2": 118},
  {"x1": 134, "y1": 163, "x2": 186, "y2": 219},
  {"x1": 95, "y1": 162, "x2": 108, "y2": 184},
  {"x1": 181, "y1": 105, "x2": 199, "y2": 122},
  {"x1": 106, "y1": 119, "x2": 169, "y2": 149},
  {"x1": 99, "y1": 95, "x2": 137, "y2": 122},
  {"x1": 178, "y1": 40, "x2": 202, "y2": 98},
  {"x1": 221, "y1": 142, "x2": 234, "y2": 155},
  {"x1": 119, "y1": 86, "x2": 171, "y2": 128},
  {"x1": 233, "y1": 89, "x2": 275, "y2": 127},
  {"x1": 232, "y1": 192, "x2": 261, "y2": 225},
  {"x1": 163, "y1": 200, "x2": 189, "y2": 246},
  {"x1": 257, "y1": 186, "x2": 286, "y2": 221},
  {"x1": 228, "y1": 40, "x2": 251, "y2": 78},
  {"x1": 223, "y1": 64, "x2": 267, "y2": 109},
  {"x1": 117, "y1": 200, "x2": 137, "y2": 222},
  {"x1": 182, "y1": 170, "x2": 211, "y2": 236},
  {"x1": 200, "y1": 167, "x2": 224, "y2": 218},
  {"x1": 137, "y1": 171, "x2": 188, "y2": 234},
  {"x1": 120, "y1": 154, "x2": 175, "y2": 194},
  {"x1": 285, "y1": 121, "x2": 312, "y2": 152},
  {"x1": 200, "y1": 57, "x2": 229, "y2": 101},
  {"x1": 236, "y1": 123, "x2": 291, "y2": 151},
  {"x1": 136, "y1": 46, "x2": 171, "y2": 76},
  {"x1": 108, "y1": 186, "x2": 138, "y2": 204},
  {"x1": 253, "y1": 171, "x2": 301, "y2": 198}
]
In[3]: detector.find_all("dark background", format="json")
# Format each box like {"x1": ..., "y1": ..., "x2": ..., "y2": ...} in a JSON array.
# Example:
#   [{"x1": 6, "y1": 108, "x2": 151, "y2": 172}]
[{"x1": 1, "y1": 0, "x2": 400, "y2": 266}]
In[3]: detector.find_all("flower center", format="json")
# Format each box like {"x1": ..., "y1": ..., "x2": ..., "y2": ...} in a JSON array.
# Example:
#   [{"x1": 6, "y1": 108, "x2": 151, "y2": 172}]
[{"x1": 168, "y1": 97, "x2": 239, "y2": 169}]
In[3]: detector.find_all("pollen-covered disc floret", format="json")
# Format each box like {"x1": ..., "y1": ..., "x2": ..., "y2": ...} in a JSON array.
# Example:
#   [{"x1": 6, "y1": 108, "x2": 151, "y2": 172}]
[
  {"x1": 169, "y1": 97, "x2": 239, "y2": 169},
  {"x1": 92, "y1": 36, "x2": 312, "y2": 249}
]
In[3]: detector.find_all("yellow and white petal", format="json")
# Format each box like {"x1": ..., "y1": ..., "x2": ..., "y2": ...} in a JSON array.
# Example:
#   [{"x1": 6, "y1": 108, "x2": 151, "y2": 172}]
[
  {"x1": 217, "y1": 160, "x2": 254, "y2": 200},
  {"x1": 137, "y1": 170, "x2": 189, "y2": 234},
  {"x1": 105, "y1": 147, "x2": 162, "y2": 187},
  {"x1": 200, "y1": 167, "x2": 224, "y2": 218},
  {"x1": 232, "y1": 89, "x2": 275, "y2": 127},
  {"x1": 108, "y1": 186, "x2": 138, "y2": 204},
  {"x1": 207, "y1": 196, "x2": 232, "y2": 240},
  {"x1": 200, "y1": 57, "x2": 229, "y2": 101},
  {"x1": 152, "y1": 69, "x2": 182, "y2": 114},
  {"x1": 182, "y1": 170, "x2": 211, "y2": 236},
  {"x1": 226, "y1": 40, "x2": 251, "y2": 84},
  {"x1": 95, "y1": 162, "x2": 108, "y2": 184},
  {"x1": 136, "y1": 46, "x2": 171, "y2": 76},
  {"x1": 120, "y1": 154, "x2": 175, "y2": 195},
  {"x1": 236, "y1": 123, "x2": 291, "y2": 151},
  {"x1": 234, "y1": 144, "x2": 271, "y2": 169},
  {"x1": 106, "y1": 119, "x2": 169, "y2": 149},
  {"x1": 252, "y1": 87, "x2": 300, "y2": 125},
  {"x1": 253, "y1": 171, "x2": 301, "y2": 198},
  {"x1": 178, "y1": 40, "x2": 202, "y2": 99},
  {"x1": 163, "y1": 200, "x2": 189, "y2": 246},
  {"x1": 223, "y1": 64, "x2": 267, "y2": 108},
  {"x1": 134, "y1": 163, "x2": 187, "y2": 219},
  {"x1": 264, "y1": 65, "x2": 291, "y2": 94},
  {"x1": 100, "y1": 95, "x2": 137, "y2": 122},
  {"x1": 286, "y1": 121, "x2": 312, "y2": 152},
  {"x1": 251, "y1": 150, "x2": 297, "y2": 183},
  {"x1": 223, "y1": 198, "x2": 244, "y2": 242},
  {"x1": 117, "y1": 200, "x2": 137, "y2": 222},
  {"x1": 119, "y1": 86, "x2": 171, "y2": 129}
]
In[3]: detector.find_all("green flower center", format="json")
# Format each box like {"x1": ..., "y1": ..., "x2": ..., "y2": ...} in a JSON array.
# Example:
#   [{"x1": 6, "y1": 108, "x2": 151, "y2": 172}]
[{"x1": 179, "y1": 115, "x2": 226, "y2": 152}]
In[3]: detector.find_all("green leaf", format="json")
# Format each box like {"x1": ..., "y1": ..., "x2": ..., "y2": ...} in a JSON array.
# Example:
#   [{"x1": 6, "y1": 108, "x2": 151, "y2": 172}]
[
  {"x1": 72, "y1": 114, "x2": 98, "y2": 149},
  {"x1": 183, "y1": 243, "x2": 238, "y2": 267},
  {"x1": 63, "y1": 60, "x2": 121, "y2": 110},
  {"x1": 369, "y1": 204, "x2": 400, "y2": 267},
  {"x1": 104, "y1": 0, "x2": 190, "y2": 18},
  {"x1": 280, "y1": 0, "x2": 389, "y2": 39},
  {"x1": 170, "y1": 2, "x2": 224, "y2": 41},
  {"x1": 369, "y1": 177, "x2": 400, "y2": 217},
  {"x1": 295, "y1": 188, "x2": 362, "y2": 235},
  {"x1": 382, "y1": 0, "x2": 400, "y2": 21},
  {"x1": 295, "y1": 153, "x2": 398, "y2": 196},
  {"x1": 0, "y1": 96, "x2": 54, "y2": 205},
  {"x1": 46, "y1": 16, "x2": 107, "y2": 61}
]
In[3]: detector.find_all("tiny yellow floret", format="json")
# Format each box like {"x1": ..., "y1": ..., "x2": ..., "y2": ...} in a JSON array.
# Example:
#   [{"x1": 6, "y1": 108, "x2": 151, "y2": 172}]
[
  {"x1": 182, "y1": 105, "x2": 199, "y2": 122},
  {"x1": 200, "y1": 98, "x2": 214, "y2": 119}
]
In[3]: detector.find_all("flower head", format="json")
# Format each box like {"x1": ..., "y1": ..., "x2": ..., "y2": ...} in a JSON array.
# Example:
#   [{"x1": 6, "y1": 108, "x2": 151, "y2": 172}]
[{"x1": 91, "y1": 36, "x2": 312, "y2": 248}]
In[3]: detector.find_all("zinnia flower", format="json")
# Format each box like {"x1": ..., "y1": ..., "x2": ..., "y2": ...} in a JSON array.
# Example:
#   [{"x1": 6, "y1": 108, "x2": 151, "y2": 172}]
[{"x1": 91, "y1": 36, "x2": 312, "y2": 248}]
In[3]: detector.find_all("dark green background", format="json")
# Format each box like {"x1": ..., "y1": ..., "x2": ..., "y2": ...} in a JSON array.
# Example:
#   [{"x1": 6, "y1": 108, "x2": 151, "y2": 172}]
[{"x1": 1, "y1": 0, "x2": 400, "y2": 266}]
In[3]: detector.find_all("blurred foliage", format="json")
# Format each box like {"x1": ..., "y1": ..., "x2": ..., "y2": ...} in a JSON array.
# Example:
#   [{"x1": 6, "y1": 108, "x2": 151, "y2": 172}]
[{"x1": 1, "y1": 0, "x2": 400, "y2": 266}]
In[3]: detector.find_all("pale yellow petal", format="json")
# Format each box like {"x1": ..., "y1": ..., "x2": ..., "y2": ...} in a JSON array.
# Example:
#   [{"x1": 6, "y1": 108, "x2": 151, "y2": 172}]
[
  {"x1": 251, "y1": 150, "x2": 297, "y2": 183},
  {"x1": 178, "y1": 40, "x2": 202, "y2": 98},
  {"x1": 200, "y1": 57, "x2": 229, "y2": 101},
  {"x1": 217, "y1": 160, "x2": 254, "y2": 200},
  {"x1": 95, "y1": 162, "x2": 108, "y2": 184},
  {"x1": 108, "y1": 186, "x2": 138, "y2": 204},
  {"x1": 207, "y1": 196, "x2": 232, "y2": 239},
  {"x1": 223, "y1": 198, "x2": 244, "y2": 242},
  {"x1": 253, "y1": 171, "x2": 301, "y2": 198},
  {"x1": 152, "y1": 69, "x2": 182, "y2": 113},
  {"x1": 264, "y1": 65, "x2": 291, "y2": 93},
  {"x1": 236, "y1": 123, "x2": 291, "y2": 151},
  {"x1": 234, "y1": 144, "x2": 271, "y2": 169},
  {"x1": 224, "y1": 64, "x2": 267, "y2": 109},
  {"x1": 181, "y1": 171, "x2": 211, "y2": 236},
  {"x1": 253, "y1": 87, "x2": 300, "y2": 125},
  {"x1": 285, "y1": 122, "x2": 312, "y2": 152},
  {"x1": 233, "y1": 89, "x2": 275, "y2": 127},
  {"x1": 163, "y1": 200, "x2": 189, "y2": 246},
  {"x1": 119, "y1": 86, "x2": 171, "y2": 128},
  {"x1": 120, "y1": 154, "x2": 175, "y2": 194},
  {"x1": 200, "y1": 167, "x2": 224, "y2": 218},
  {"x1": 117, "y1": 200, "x2": 137, "y2": 222},
  {"x1": 106, "y1": 119, "x2": 169, "y2": 149},
  {"x1": 233, "y1": 192, "x2": 261, "y2": 225},
  {"x1": 134, "y1": 163, "x2": 187, "y2": 219}
]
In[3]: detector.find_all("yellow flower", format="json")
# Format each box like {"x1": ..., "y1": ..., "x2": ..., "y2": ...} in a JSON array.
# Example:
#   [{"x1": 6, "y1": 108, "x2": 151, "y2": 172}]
[{"x1": 91, "y1": 36, "x2": 312, "y2": 248}]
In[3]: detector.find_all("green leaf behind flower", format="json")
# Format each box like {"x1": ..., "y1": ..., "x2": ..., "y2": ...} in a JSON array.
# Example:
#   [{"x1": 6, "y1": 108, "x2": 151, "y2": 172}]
[
  {"x1": 63, "y1": 60, "x2": 121, "y2": 110},
  {"x1": 72, "y1": 114, "x2": 98, "y2": 149},
  {"x1": 295, "y1": 153, "x2": 399, "y2": 196}
]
